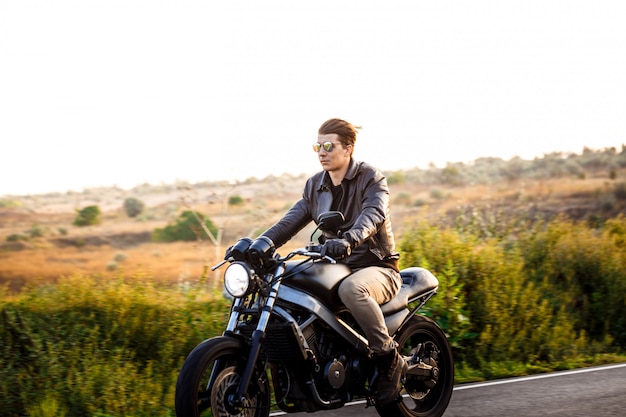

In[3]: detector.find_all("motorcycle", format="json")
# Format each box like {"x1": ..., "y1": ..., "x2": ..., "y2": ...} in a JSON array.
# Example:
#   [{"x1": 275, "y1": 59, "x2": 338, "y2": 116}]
[{"x1": 175, "y1": 211, "x2": 454, "y2": 417}]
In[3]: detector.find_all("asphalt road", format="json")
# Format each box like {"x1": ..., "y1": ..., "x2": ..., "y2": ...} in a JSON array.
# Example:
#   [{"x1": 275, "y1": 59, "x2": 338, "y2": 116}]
[{"x1": 270, "y1": 363, "x2": 626, "y2": 417}]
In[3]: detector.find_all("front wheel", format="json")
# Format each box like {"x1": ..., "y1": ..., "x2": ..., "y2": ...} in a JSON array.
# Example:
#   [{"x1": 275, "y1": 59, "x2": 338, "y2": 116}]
[
  {"x1": 175, "y1": 336, "x2": 270, "y2": 417},
  {"x1": 376, "y1": 315, "x2": 454, "y2": 417}
]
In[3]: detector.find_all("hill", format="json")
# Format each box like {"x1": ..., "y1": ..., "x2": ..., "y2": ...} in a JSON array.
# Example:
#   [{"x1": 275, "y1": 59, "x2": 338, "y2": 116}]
[{"x1": 1, "y1": 146, "x2": 625, "y2": 291}]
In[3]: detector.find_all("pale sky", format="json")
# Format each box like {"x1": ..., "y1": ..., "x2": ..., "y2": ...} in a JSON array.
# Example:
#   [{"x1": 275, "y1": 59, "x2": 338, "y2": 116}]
[{"x1": 1, "y1": 0, "x2": 625, "y2": 196}]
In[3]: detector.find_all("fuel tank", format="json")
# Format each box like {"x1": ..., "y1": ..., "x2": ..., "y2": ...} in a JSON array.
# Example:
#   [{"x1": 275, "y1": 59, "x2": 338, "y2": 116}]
[{"x1": 280, "y1": 261, "x2": 352, "y2": 311}]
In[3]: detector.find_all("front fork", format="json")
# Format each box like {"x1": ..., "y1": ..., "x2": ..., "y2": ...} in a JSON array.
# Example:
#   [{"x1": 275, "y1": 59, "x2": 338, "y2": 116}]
[{"x1": 230, "y1": 264, "x2": 285, "y2": 408}]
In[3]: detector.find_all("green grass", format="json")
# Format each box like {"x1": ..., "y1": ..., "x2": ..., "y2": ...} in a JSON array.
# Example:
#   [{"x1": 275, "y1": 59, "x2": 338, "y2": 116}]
[
  {"x1": 1, "y1": 273, "x2": 229, "y2": 417},
  {"x1": 454, "y1": 353, "x2": 626, "y2": 384}
]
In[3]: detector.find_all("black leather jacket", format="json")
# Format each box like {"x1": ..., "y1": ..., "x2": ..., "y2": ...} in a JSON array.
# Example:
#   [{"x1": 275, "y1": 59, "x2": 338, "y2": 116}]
[{"x1": 261, "y1": 159, "x2": 400, "y2": 270}]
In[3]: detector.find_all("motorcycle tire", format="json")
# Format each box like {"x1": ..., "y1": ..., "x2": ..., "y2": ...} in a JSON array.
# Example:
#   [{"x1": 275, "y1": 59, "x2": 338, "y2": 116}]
[
  {"x1": 375, "y1": 315, "x2": 454, "y2": 417},
  {"x1": 175, "y1": 336, "x2": 271, "y2": 417}
]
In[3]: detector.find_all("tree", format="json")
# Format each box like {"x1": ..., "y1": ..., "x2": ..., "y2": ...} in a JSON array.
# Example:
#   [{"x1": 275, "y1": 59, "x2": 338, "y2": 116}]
[
  {"x1": 123, "y1": 197, "x2": 145, "y2": 218},
  {"x1": 73, "y1": 205, "x2": 101, "y2": 226},
  {"x1": 152, "y1": 211, "x2": 218, "y2": 242}
]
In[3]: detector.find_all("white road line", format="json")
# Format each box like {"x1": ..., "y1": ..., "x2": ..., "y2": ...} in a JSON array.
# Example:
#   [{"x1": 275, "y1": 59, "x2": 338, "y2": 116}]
[
  {"x1": 269, "y1": 363, "x2": 626, "y2": 416},
  {"x1": 453, "y1": 363, "x2": 626, "y2": 391}
]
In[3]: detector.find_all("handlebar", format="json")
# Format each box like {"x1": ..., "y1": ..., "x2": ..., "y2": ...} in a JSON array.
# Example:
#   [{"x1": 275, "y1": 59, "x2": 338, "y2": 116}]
[
  {"x1": 283, "y1": 245, "x2": 337, "y2": 263},
  {"x1": 212, "y1": 243, "x2": 337, "y2": 270}
]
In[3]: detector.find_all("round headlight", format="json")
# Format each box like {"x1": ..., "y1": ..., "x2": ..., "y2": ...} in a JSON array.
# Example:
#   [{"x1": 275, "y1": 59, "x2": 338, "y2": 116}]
[{"x1": 224, "y1": 262, "x2": 252, "y2": 298}]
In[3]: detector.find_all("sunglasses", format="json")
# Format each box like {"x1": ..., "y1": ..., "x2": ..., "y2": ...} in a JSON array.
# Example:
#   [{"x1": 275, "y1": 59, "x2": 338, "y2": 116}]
[{"x1": 312, "y1": 141, "x2": 342, "y2": 153}]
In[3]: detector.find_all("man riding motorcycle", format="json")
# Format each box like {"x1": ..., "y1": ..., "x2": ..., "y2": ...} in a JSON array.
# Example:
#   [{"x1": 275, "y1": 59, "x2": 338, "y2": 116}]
[{"x1": 247, "y1": 118, "x2": 407, "y2": 405}]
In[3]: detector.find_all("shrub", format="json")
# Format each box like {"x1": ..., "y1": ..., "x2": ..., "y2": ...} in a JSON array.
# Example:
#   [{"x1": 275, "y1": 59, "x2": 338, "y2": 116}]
[
  {"x1": 73, "y1": 205, "x2": 101, "y2": 226},
  {"x1": 28, "y1": 224, "x2": 44, "y2": 239},
  {"x1": 113, "y1": 252, "x2": 128, "y2": 263},
  {"x1": 0, "y1": 274, "x2": 230, "y2": 416},
  {"x1": 614, "y1": 182, "x2": 626, "y2": 200},
  {"x1": 0, "y1": 199, "x2": 20, "y2": 208},
  {"x1": 228, "y1": 195, "x2": 244, "y2": 206},
  {"x1": 394, "y1": 192, "x2": 412, "y2": 206},
  {"x1": 386, "y1": 171, "x2": 406, "y2": 185},
  {"x1": 123, "y1": 197, "x2": 145, "y2": 218},
  {"x1": 399, "y1": 213, "x2": 626, "y2": 370},
  {"x1": 399, "y1": 221, "x2": 477, "y2": 362},
  {"x1": 440, "y1": 164, "x2": 463, "y2": 186},
  {"x1": 152, "y1": 210, "x2": 218, "y2": 242},
  {"x1": 430, "y1": 187, "x2": 447, "y2": 200},
  {"x1": 7, "y1": 233, "x2": 28, "y2": 242},
  {"x1": 518, "y1": 217, "x2": 626, "y2": 348},
  {"x1": 600, "y1": 193, "x2": 616, "y2": 212}
]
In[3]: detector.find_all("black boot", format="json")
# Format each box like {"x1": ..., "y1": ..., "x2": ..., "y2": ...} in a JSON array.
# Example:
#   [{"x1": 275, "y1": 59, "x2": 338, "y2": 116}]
[{"x1": 372, "y1": 349, "x2": 408, "y2": 406}]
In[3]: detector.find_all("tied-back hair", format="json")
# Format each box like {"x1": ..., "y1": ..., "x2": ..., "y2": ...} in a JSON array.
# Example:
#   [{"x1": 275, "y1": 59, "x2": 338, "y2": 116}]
[{"x1": 318, "y1": 118, "x2": 361, "y2": 148}]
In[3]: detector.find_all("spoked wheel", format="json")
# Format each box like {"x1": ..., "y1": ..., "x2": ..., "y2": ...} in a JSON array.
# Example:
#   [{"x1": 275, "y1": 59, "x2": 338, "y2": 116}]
[
  {"x1": 375, "y1": 315, "x2": 454, "y2": 417},
  {"x1": 175, "y1": 336, "x2": 270, "y2": 417}
]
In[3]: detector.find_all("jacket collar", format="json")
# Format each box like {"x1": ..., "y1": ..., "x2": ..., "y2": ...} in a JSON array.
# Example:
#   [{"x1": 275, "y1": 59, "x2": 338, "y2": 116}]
[
  {"x1": 344, "y1": 158, "x2": 359, "y2": 181},
  {"x1": 316, "y1": 158, "x2": 358, "y2": 191}
]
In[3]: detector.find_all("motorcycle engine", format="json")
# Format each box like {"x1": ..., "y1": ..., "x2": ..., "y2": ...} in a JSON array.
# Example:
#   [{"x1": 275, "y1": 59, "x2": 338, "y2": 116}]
[{"x1": 323, "y1": 358, "x2": 346, "y2": 389}]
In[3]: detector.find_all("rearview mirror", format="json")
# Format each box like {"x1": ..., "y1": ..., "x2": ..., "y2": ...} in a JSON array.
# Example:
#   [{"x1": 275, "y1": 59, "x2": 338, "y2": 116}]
[{"x1": 316, "y1": 211, "x2": 345, "y2": 233}]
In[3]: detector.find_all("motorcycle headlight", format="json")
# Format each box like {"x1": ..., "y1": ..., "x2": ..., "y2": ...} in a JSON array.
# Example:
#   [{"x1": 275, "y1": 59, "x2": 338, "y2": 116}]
[{"x1": 224, "y1": 262, "x2": 252, "y2": 298}]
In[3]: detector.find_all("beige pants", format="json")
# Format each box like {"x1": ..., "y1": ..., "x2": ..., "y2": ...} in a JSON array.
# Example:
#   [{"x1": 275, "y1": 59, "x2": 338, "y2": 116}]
[{"x1": 338, "y1": 266, "x2": 402, "y2": 353}]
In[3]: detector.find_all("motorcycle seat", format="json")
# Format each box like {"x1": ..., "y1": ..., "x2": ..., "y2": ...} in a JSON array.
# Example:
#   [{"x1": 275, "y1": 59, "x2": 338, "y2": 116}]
[
  {"x1": 381, "y1": 267, "x2": 439, "y2": 315},
  {"x1": 283, "y1": 262, "x2": 439, "y2": 315}
]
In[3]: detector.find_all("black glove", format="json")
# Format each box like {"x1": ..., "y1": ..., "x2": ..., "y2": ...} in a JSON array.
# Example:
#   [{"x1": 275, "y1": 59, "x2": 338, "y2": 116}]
[
  {"x1": 224, "y1": 237, "x2": 253, "y2": 261},
  {"x1": 248, "y1": 236, "x2": 275, "y2": 266},
  {"x1": 321, "y1": 238, "x2": 352, "y2": 259}
]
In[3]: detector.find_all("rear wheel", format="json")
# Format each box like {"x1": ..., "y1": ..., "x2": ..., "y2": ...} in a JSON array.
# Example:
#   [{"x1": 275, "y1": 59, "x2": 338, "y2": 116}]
[
  {"x1": 175, "y1": 336, "x2": 270, "y2": 417},
  {"x1": 375, "y1": 315, "x2": 454, "y2": 417}
]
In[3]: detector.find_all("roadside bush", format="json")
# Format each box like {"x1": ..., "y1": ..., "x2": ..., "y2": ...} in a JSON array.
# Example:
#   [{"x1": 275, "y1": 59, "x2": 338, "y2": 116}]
[
  {"x1": 73, "y1": 205, "x2": 101, "y2": 227},
  {"x1": 152, "y1": 210, "x2": 218, "y2": 242},
  {"x1": 123, "y1": 197, "x2": 145, "y2": 218},
  {"x1": 0, "y1": 273, "x2": 230, "y2": 416},
  {"x1": 399, "y1": 213, "x2": 626, "y2": 372},
  {"x1": 518, "y1": 216, "x2": 626, "y2": 348},
  {"x1": 399, "y1": 221, "x2": 477, "y2": 362}
]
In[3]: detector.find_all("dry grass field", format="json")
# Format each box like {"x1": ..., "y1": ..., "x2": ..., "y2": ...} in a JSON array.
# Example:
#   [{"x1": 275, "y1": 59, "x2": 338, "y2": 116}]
[{"x1": 1, "y1": 166, "x2": 624, "y2": 292}]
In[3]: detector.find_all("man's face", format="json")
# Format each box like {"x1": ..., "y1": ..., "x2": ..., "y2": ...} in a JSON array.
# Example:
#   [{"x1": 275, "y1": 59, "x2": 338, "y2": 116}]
[{"x1": 315, "y1": 133, "x2": 351, "y2": 173}]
